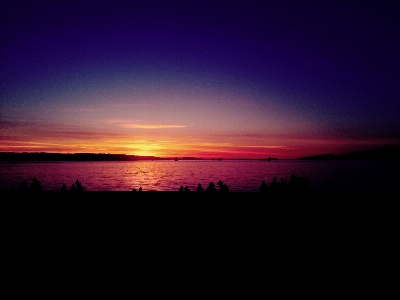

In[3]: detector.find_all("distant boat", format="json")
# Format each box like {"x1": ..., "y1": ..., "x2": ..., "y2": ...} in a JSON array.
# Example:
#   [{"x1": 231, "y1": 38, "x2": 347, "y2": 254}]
[{"x1": 174, "y1": 157, "x2": 178, "y2": 161}]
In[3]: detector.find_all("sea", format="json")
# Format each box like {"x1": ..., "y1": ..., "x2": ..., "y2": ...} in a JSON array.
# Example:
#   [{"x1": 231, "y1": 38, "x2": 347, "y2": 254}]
[{"x1": 1, "y1": 160, "x2": 399, "y2": 193}]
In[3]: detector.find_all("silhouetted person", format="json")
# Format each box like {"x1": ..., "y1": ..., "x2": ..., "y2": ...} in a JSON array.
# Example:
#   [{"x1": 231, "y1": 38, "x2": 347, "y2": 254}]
[
  {"x1": 139, "y1": 187, "x2": 142, "y2": 192},
  {"x1": 197, "y1": 183, "x2": 204, "y2": 192},
  {"x1": 269, "y1": 177, "x2": 281, "y2": 194},
  {"x1": 206, "y1": 182, "x2": 217, "y2": 192},
  {"x1": 179, "y1": 186, "x2": 184, "y2": 192},
  {"x1": 61, "y1": 184, "x2": 67, "y2": 192},
  {"x1": 132, "y1": 188, "x2": 137, "y2": 192},
  {"x1": 70, "y1": 183, "x2": 76, "y2": 192},
  {"x1": 217, "y1": 180, "x2": 229, "y2": 192},
  {"x1": 260, "y1": 180, "x2": 268, "y2": 193},
  {"x1": 30, "y1": 178, "x2": 42, "y2": 192},
  {"x1": 19, "y1": 179, "x2": 28, "y2": 192},
  {"x1": 184, "y1": 186, "x2": 190, "y2": 192},
  {"x1": 198, "y1": 183, "x2": 205, "y2": 191}
]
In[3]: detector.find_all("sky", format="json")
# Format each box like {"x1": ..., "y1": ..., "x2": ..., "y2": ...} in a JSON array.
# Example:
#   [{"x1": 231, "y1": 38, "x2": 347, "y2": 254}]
[{"x1": 1, "y1": 0, "x2": 400, "y2": 159}]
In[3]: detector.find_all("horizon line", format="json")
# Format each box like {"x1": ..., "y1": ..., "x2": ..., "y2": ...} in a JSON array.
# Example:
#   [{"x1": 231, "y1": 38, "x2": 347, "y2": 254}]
[
  {"x1": 0, "y1": 151, "x2": 296, "y2": 160},
  {"x1": 1, "y1": 146, "x2": 399, "y2": 161}
]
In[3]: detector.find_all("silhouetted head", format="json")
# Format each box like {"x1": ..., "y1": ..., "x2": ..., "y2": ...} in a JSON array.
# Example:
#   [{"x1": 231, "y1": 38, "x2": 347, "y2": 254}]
[
  {"x1": 273, "y1": 177, "x2": 277, "y2": 182},
  {"x1": 218, "y1": 180, "x2": 223, "y2": 186}
]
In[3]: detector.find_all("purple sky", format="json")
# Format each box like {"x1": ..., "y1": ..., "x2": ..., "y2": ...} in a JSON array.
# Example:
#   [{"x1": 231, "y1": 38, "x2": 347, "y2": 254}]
[{"x1": 1, "y1": 0, "x2": 400, "y2": 158}]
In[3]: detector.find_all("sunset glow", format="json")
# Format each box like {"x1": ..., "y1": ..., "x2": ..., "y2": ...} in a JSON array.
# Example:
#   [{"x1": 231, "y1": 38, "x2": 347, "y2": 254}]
[{"x1": 1, "y1": 0, "x2": 399, "y2": 159}]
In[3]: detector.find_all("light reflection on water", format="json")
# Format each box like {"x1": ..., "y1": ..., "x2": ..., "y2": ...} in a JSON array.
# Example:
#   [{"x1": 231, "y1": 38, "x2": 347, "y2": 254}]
[{"x1": 1, "y1": 160, "x2": 399, "y2": 193}]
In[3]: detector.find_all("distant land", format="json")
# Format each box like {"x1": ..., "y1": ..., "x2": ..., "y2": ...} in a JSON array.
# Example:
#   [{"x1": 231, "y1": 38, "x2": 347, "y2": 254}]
[
  {"x1": 0, "y1": 146, "x2": 399, "y2": 161},
  {"x1": 298, "y1": 146, "x2": 400, "y2": 160},
  {"x1": 0, "y1": 152, "x2": 204, "y2": 162}
]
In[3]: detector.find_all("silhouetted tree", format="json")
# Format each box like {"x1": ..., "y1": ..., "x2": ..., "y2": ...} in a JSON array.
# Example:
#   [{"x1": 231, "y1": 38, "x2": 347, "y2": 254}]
[
  {"x1": 75, "y1": 179, "x2": 83, "y2": 192},
  {"x1": 206, "y1": 182, "x2": 217, "y2": 192},
  {"x1": 217, "y1": 180, "x2": 229, "y2": 192},
  {"x1": 19, "y1": 180, "x2": 28, "y2": 192},
  {"x1": 30, "y1": 178, "x2": 42, "y2": 192}
]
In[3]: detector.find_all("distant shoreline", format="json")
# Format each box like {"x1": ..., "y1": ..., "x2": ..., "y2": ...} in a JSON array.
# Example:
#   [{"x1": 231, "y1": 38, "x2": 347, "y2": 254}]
[
  {"x1": 298, "y1": 146, "x2": 400, "y2": 161},
  {"x1": 0, "y1": 152, "x2": 291, "y2": 162},
  {"x1": 0, "y1": 152, "x2": 186, "y2": 162},
  {"x1": 0, "y1": 146, "x2": 399, "y2": 161}
]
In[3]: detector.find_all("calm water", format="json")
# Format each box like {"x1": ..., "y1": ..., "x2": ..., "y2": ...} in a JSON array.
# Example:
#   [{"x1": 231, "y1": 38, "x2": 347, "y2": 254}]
[{"x1": 1, "y1": 160, "x2": 399, "y2": 193}]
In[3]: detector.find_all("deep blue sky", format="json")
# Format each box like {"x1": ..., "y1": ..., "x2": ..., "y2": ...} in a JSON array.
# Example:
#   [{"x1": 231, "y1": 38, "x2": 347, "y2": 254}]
[{"x1": 1, "y1": 0, "x2": 400, "y2": 158}]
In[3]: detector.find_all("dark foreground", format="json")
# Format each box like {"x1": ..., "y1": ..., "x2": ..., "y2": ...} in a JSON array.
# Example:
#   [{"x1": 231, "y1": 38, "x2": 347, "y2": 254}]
[
  {"x1": 2, "y1": 190, "x2": 400, "y2": 200},
  {"x1": 2, "y1": 189, "x2": 398, "y2": 272},
  {"x1": 3, "y1": 190, "x2": 398, "y2": 225},
  {"x1": 2, "y1": 189, "x2": 398, "y2": 246}
]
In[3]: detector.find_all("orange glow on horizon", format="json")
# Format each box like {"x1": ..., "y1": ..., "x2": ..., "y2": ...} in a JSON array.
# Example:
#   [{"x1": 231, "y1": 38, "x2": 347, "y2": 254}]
[
  {"x1": 1, "y1": 135, "x2": 397, "y2": 159},
  {"x1": 120, "y1": 124, "x2": 186, "y2": 129},
  {"x1": 1, "y1": 121, "x2": 398, "y2": 159}
]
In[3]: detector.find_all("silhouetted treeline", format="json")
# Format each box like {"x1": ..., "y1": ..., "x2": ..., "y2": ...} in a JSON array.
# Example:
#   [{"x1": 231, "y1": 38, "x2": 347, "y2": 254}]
[
  {"x1": 5, "y1": 174, "x2": 397, "y2": 195},
  {"x1": 16, "y1": 178, "x2": 42, "y2": 192},
  {"x1": 299, "y1": 146, "x2": 400, "y2": 160},
  {"x1": 259, "y1": 175, "x2": 315, "y2": 195},
  {"x1": 0, "y1": 152, "x2": 169, "y2": 162}
]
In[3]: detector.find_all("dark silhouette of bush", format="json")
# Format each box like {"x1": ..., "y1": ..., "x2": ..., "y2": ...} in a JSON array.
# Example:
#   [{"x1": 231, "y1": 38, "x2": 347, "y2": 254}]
[
  {"x1": 30, "y1": 178, "x2": 42, "y2": 192},
  {"x1": 217, "y1": 180, "x2": 229, "y2": 192},
  {"x1": 206, "y1": 182, "x2": 217, "y2": 192}
]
